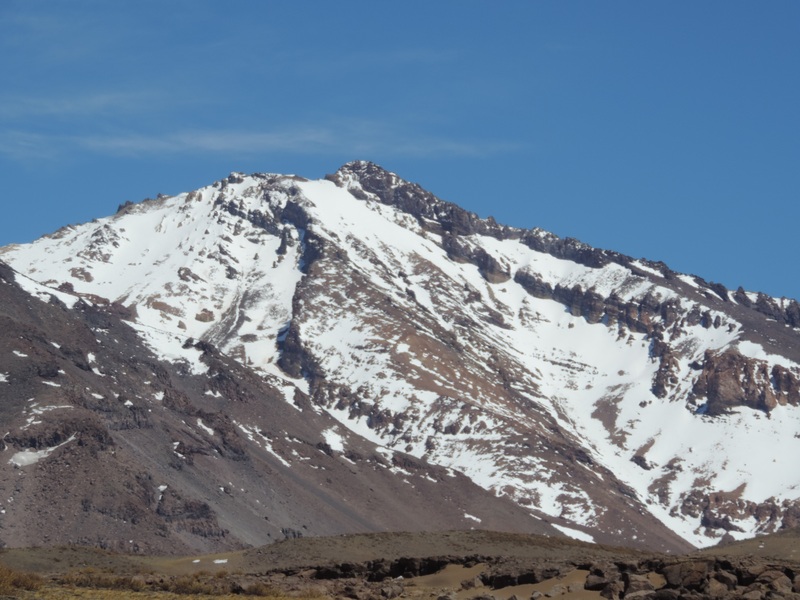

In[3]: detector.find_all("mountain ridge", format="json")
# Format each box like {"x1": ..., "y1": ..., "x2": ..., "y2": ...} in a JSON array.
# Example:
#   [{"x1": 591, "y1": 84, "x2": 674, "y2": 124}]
[{"x1": 1, "y1": 162, "x2": 798, "y2": 553}]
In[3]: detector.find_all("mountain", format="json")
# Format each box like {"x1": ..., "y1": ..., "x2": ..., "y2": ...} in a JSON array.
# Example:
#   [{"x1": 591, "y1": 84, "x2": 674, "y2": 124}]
[{"x1": 1, "y1": 161, "x2": 798, "y2": 554}]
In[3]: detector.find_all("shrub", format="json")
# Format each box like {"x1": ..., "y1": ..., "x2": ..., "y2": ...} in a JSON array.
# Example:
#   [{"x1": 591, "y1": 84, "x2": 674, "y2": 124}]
[
  {"x1": 243, "y1": 580, "x2": 278, "y2": 596},
  {"x1": 0, "y1": 564, "x2": 43, "y2": 594}
]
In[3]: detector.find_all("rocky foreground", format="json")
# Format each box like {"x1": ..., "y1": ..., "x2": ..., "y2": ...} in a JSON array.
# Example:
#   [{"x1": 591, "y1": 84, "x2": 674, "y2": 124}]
[
  {"x1": 1, "y1": 530, "x2": 798, "y2": 600},
  {"x1": 299, "y1": 554, "x2": 800, "y2": 600},
  {"x1": 259, "y1": 546, "x2": 800, "y2": 600}
]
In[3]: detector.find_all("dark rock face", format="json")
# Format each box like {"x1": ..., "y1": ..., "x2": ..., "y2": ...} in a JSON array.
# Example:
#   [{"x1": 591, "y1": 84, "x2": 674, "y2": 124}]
[
  {"x1": 442, "y1": 235, "x2": 510, "y2": 283},
  {"x1": 0, "y1": 260, "x2": 15, "y2": 283},
  {"x1": 744, "y1": 292, "x2": 800, "y2": 328},
  {"x1": 675, "y1": 486, "x2": 800, "y2": 543},
  {"x1": 513, "y1": 269, "x2": 682, "y2": 334},
  {"x1": 330, "y1": 162, "x2": 511, "y2": 240},
  {"x1": 692, "y1": 349, "x2": 800, "y2": 415}
]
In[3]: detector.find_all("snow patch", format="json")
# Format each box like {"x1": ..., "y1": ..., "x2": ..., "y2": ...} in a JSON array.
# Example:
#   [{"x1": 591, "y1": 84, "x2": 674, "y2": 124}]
[
  {"x1": 236, "y1": 422, "x2": 291, "y2": 467},
  {"x1": 464, "y1": 512, "x2": 482, "y2": 523},
  {"x1": 197, "y1": 418, "x2": 214, "y2": 436},
  {"x1": 552, "y1": 523, "x2": 595, "y2": 544},
  {"x1": 676, "y1": 274, "x2": 700, "y2": 289},
  {"x1": 322, "y1": 427, "x2": 345, "y2": 453},
  {"x1": 8, "y1": 270, "x2": 80, "y2": 308},
  {"x1": 737, "y1": 340, "x2": 798, "y2": 369},
  {"x1": 9, "y1": 433, "x2": 76, "y2": 467},
  {"x1": 630, "y1": 261, "x2": 663, "y2": 278}
]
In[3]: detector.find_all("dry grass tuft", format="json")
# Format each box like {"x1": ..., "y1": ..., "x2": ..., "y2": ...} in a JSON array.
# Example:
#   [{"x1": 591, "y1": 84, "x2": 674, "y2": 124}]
[
  {"x1": 24, "y1": 589, "x2": 316, "y2": 599},
  {"x1": 0, "y1": 563, "x2": 43, "y2": 594},
  {"x1": 51, "y1": 567, "x2": 288, "y2": 597}
]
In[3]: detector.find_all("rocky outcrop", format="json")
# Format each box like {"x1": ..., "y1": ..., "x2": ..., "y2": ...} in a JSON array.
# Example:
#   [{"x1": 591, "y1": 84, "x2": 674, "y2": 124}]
[
  {"x1": 442, "y1": 234, "x2": 510, "y2": 283},
  {"x1": 513, "y1": 269, "x2": 682, "y2": 333},
  {"x1": 331, "y1": 162, "x2": 652, "y2": 279},
  {"x1": 735, "y1": 290, "x2": 800, "y2": 328},
  {"x1": 329, "y1": 161, "x2": 514, "y2": 241},
  {"x1": 0, "y1": 260, "x2": 16, "y2": 283},
  {"x1": 675, "y1": 486, "x2": 800, "y2": 540},
  {"x1": 581, "y1": 558, "x2": 800, "y2": 600},
  {"x1": 692, "y1": 349, "x2": 800, "y2": 414}
]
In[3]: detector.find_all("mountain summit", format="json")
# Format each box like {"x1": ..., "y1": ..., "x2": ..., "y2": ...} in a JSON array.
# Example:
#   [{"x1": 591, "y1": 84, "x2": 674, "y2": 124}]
[{"x1": 1, "y1": 163, "x2": 799, "y2": 553}]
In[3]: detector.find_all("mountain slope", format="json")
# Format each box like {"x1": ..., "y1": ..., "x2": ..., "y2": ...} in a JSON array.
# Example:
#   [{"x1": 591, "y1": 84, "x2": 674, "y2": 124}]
[
  {"x1": 2, "y1": 161, "x2": 799, "y2": 551},
  {"x1": 0, "y1": 261, "x2": 559, "y2": 554}
]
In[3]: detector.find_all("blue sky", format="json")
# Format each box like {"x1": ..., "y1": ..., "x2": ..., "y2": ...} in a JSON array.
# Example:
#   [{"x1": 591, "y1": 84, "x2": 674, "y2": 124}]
[{"x1": 1, "y1": 2, "x2": 798, "y2": 300}]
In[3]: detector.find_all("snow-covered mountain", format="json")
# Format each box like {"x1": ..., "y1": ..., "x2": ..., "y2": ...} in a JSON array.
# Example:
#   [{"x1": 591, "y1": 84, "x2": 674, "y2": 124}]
[{"x1": 2, "y1": 161, "x2": 799, "y2": 552}]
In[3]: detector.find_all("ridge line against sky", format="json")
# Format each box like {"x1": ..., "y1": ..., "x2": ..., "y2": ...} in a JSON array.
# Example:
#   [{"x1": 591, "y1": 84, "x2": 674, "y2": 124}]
[{"x1": 1, "y1": 1, "x2": 798, "y2": 300}]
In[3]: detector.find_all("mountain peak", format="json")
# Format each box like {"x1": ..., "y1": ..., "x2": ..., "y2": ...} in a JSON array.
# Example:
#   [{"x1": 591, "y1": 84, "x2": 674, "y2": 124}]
[
  {"x1": 336, "y1": 159, "x2": 389, "y2": 174},
  {"x1": 327, "y1": 160, "x2": 406, "y2": 200}
]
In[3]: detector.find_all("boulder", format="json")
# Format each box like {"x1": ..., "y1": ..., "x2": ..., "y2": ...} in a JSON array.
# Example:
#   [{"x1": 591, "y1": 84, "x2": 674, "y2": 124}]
[
  {"x1": 587, "y1": 574, "x2": 615, "y2": 591},
  {"x1": 713, "y1": 569, "x2": 738, "y2": 591},
  {"x1": 623, "y1": 573, "x2": 655, "y2": 595},
  {"x1": 741, "y1": 583, "x2": 767, "y2": 600},
  {"x1": 461, "y1": 576, "x2": 483, "y2": 590},
  {"x1": 661, "y1": 561, "x2": 709, "y2": 591},
  {"x1": 624, "y1": 592, "x2": 655, "y2": 600},
  {"x1": 586, "y1": 563, "x2": 621, "y2": 591},
  {"x1": 379, "y1": 584, "x2": 403, "y2": 598},
  {"x1": 706, "y1": 577, "x2": 730, "y2": 598},
  {"x1": 738, "y1": 563, "x2": 769, "y2": 586},
  {"x1": 755, "y1": 569, "x2": 793, "y2": 593},
  {"x1": 600, "y1": 580, "x2": 624, "y2": 600}
]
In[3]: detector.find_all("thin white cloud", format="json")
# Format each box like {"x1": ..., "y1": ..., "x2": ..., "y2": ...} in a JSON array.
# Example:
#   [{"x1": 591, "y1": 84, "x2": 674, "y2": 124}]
[
  {"x1": 0, "y1": 90, "x2": 177, "y2": 119},
  {"x1": 0, "y1": 131, "x2": 59, "y2": 160},
  {"x1": 78, "y1": 129, "x2": 337, "y2": 154},
  {"x1": 0, "y1": 123, "x2": 519, "y2": 161}
]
